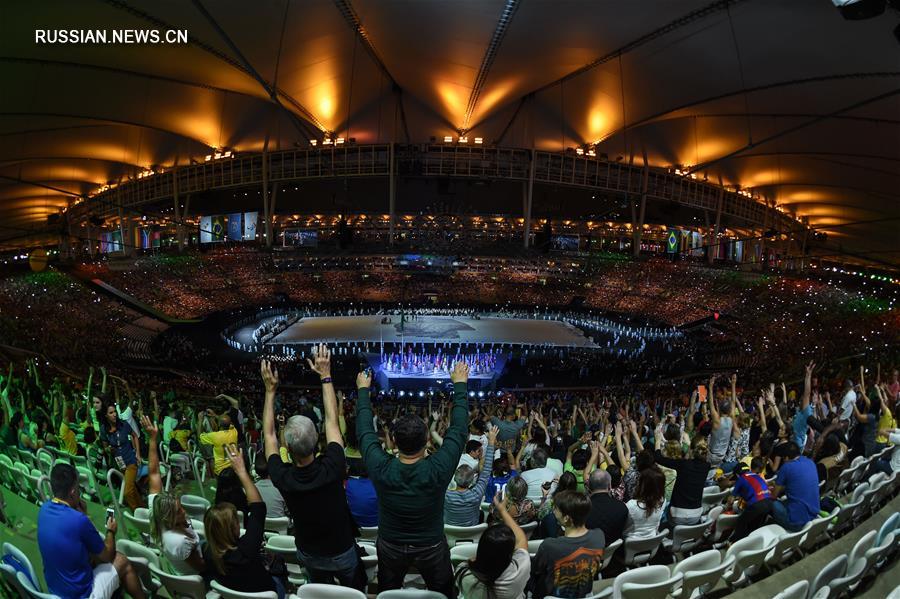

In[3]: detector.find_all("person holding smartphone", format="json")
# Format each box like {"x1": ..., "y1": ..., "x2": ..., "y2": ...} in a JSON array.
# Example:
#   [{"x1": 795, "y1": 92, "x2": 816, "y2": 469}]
[{"x1": 38, "y1": 462, "x2": 145, "y2": 599}]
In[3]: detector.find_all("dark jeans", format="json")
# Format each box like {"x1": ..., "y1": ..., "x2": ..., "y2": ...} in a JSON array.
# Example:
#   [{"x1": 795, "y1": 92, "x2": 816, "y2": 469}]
[
  {"x1": 731, "y1": 498, "x2": 774, "y2": 542},
  {"x1": 272, "y1": 575, "x2": 286, "y2": 599},
  {"x1": 298, "y1": 545, "x2": 368, "y2": 591},
  {"x1": 376, "y1": 538, "x2": 455, "y2": 599},
  {"x1": 770, "y1": 499, "x2": 805, "y2": 532}
]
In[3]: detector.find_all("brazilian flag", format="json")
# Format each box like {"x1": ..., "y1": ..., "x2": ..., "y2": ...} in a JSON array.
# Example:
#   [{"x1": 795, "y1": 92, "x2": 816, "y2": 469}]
[
  {"x1": 211, "y1": 215, "x2": 225, "y2": 241},
  {"x1": 666, "y1": 229, "x2": 678, "y2": 253}
]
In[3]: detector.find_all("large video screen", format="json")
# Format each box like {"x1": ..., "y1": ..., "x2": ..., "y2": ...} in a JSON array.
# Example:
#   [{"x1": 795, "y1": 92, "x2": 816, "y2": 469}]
[
  {"x1": 243, "y1": 212, "x2": 258, "y2": 240},
  {"x1": 200, "y1": 213, "x2": 257, "y2": 243},
  {"x1": 283, "y1": 229, "x2": 318, "y2": 247},
  {"x1": 551, "y1": 234, "x2": 580, "y2": 251}
]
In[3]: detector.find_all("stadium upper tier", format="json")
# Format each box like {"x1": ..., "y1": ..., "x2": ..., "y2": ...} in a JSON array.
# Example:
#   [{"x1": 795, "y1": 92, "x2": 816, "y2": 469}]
[{"x1": 0, "y1": 251, "x2": 895, "y2": 390}]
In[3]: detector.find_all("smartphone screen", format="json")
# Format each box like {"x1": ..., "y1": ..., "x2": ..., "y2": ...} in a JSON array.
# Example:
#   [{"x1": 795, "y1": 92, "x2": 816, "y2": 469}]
[{"x1": 697, "y1": 385, "x2": 707, "y2": 403}]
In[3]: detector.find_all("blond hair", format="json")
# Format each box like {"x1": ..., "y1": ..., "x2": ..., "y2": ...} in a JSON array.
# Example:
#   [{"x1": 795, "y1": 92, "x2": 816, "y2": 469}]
[{"x1": 150, "y1": 492, "x2": 182, "y2": 544}]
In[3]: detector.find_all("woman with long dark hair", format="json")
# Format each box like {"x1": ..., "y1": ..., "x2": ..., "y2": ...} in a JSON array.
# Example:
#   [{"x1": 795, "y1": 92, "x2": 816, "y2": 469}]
[
  {"x1": 624, "y1": 467, "x2": 666, "y2": 538},
  {"x1": 456, "y1": 495, "x2": 530, "y2": 599},
  {"x1": 100, "y1": 401, "x2": 143, "y2": 510}
]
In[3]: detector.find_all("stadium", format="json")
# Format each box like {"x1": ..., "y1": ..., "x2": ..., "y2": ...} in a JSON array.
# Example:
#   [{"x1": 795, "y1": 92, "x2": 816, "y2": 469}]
[{"x1": 0, "y1": 1, "x2": 899, "y2": 599}]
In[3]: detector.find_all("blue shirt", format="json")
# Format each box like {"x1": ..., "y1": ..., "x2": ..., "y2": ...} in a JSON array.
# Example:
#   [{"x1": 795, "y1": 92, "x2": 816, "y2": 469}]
[
  {"x1": 776, "y1": 456, "x2": 820, "y2": 527},
  {"x1": 485, "y1": 470, "x2": 517, "y2": 504},
  {"x1": 792, "y1": 405, "x2": 813, "y2": 448},
  {"x1": 346, "y1": 477, "x2": 378, "y2": 527},
  {"x1": 38, "y1": 501, "x2": 105, "y2": 599},
  {"x1": 102, "y1": 420, "x2": 136, "y2": 466}
]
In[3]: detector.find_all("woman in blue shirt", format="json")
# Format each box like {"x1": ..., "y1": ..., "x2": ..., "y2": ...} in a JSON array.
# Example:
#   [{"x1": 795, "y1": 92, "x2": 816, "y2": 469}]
[{"x1": 100, "y1": 402, "x2": 143, "y2": 511}]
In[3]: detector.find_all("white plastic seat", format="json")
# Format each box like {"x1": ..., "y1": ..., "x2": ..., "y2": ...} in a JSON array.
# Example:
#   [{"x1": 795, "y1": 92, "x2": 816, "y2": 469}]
[
  {"x1": 807, "y1": 554, "x2": 846, "y2": 599},
  {"x1": 823, "y1": 530, "x2": 874, "y2": 597},
  {"x1": 748, "y1": 523, "x2": 786, "y2": 547},
  {"x1": 708, "y1": 512, "x2": 739, "y2": 546},
  {"x1": 180, "y1": 494, "x2": 211, "y2": 520},
  {"x1": 449, "y1": 543, "x2": 478, "y2": 567},
  {"x1": 874, "y1": 472, "x2": 897, "y2": 507},
  {"x1": 722, "y1": 535, "x2": 776, "y2": 587},
  {"x1": 444, "y1": 523, "x2": 487, "y2": 547},
  {"x1": 376, "y1": 590, "x2": 447, "y2": 599},
  {"x1": 765, "y1": 527, "x2": 806, "y2": 570},
  {"x1": 2, "y1": 542, "x2": 40, "y2": 594},
  {"x1": 75, "y1": 466, "x2": 100, "y2": 501},
  {"x1": 863, "y1": 532, "x2": 895, "y2": 577},
  {"x1": 700, "y1": 488, "x2": 730, "y2": 515},
  {"x1": 123, "y1": 510, "x2": 152, "y2": 536},
  {"x1": 298, "y1": 583, "x2": 367, "y2": 599},
  {"x1": 116, "y1": 539, "x2": 162, "y2": 595},
  {"x1": 849, "y1": 482, "x2": 869, "y2": 504},
  {"x1": 16, "y1": 572, "x2": 61, "y2": 599},
  {"x1": 106, "y1": 468, "x2": 127, "y2": 529},
  {"x1": 773, "y1": 580, "x2": 809, "y2": 599},
  {"x1": 664, "y1": 522, "x2": 710, "y2": 559},
  {"x1": 828, "y1": 498, "x2": 862, "y2": 538},
  {"x1": 211, "y1": 579, "x2": 278, "y2": 599},
  {"x1": 800, "y1": 509, "x2": 839, "y2": 555},
  {"x1": 264, "y1": 516, "x2": 291, "y2": 535},
  {"x1": 620, "y1": 531, "x2": 666, "y2": 568},
  {"x1": 1, "y1": 562, "x2": 31, "y2": 599},
  {"x1": 671, "y1": 549, "x2": 734, "y2": 599},
  {"x1": 601, "y1": 538, "x2": 623, "y2": 572},
  {"x1": 527, "y1": 538, "x2": 544, "y2": 557},
  {"x1": 148, "y1": 562, "x2": 214, "y2": 599},
  {"x1": 358, "y1": 526, "x2": 379, "y2": 541},
  {"x1": 612, "y1": 564, "x2": 672, "y2": 599},
  {"x1": 36, "y1": 476, "x2": 52, "y2": 502},
  {"x1": 264, "y1": 534, "x2": 308, "y2": 586},
  {"x1": 35, "y1": 449, "x2": 55, "y2": 477},
  {"x1": 622, "y1": 571, "x2": 682, "y2": 599}
]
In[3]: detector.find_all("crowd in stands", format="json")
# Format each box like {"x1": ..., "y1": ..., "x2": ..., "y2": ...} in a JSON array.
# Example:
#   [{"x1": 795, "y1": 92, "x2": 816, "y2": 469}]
[
  {"x1": 0, "y1": 248, "x2": 893, "y2": 403},
  {"x1": 1, "y1": 339, "x2": 898, "y2": 599}
]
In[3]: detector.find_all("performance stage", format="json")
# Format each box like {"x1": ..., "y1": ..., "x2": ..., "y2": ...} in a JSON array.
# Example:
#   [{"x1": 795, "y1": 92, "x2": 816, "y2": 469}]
[
  {"x1": 226, "y1": 312, "x2": 601, "y2": 390},
  {"x1": 266, "y1": 315, "x2": 598, "y2": 348}
]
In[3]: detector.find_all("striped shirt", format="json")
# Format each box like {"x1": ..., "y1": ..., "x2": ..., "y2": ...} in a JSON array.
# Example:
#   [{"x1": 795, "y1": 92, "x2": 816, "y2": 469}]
[{"x1": 444, "y1": 445, "x2": 495, "y2": 526}]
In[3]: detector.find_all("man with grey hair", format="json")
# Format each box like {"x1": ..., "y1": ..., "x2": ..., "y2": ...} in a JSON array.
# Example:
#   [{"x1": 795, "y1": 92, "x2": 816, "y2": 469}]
[
  {"x1": 263, "y1": 345, "x2": 366, "y2": 590},
  {"x1": 584, "y1": 442, "x2": 628, "y2": 543},
  {"x1": 444, "y1": 424, "x2": 498, "y2": 526}
]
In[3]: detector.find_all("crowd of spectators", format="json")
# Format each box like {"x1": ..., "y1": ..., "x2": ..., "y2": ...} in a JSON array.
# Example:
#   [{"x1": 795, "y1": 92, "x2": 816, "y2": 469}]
[{"x1": 2, "y1": 340, "x2": 898, "y2": 599}]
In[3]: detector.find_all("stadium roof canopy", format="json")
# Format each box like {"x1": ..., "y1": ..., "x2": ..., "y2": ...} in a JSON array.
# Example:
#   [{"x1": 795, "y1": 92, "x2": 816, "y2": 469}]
[{"x1": 0, "y1": 0, "x2": 898, "y2": 266}]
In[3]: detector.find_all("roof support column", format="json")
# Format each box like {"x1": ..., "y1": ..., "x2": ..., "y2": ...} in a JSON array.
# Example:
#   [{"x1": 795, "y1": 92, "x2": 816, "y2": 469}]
[
  {"x1": 709, "y1": 186, "x2": 723, "y2": 265},
  {"x1": 799, "y1": 215, "x2": 810, "y2": 272},
  {"x1": 388, "y1": 143, "x2": 396, "y2": 247},
  {"x1": 523, "y1": 149, "x2": 534, "y2": 249},
  {"x1": 631, "y1": 151, "x2": 648, "y2": 258},
  {"x1": 262, "y1": 149, "x2": 273, "y2": 248},
  {"x1": 173, "y1": 170, "x2": 186, "y2": 252},
  {"x1": 117, "y1": 202, "x2": 133, "y2": 256}
]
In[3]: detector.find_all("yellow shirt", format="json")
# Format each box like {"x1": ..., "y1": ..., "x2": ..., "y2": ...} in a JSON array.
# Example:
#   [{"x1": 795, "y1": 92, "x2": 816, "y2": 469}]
[
  {"x1": 876, "y1": 413, "x2": 896, "y2": 445},
  {"x1": 58, "y1": 423, "x2": 78, "y2": 455},
  {"x1": 199, "y1": 427, "x2": 238, "y2": 474},
  {"x1": 171, "y1": 429, "x2": 192, "y2": 452}
]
